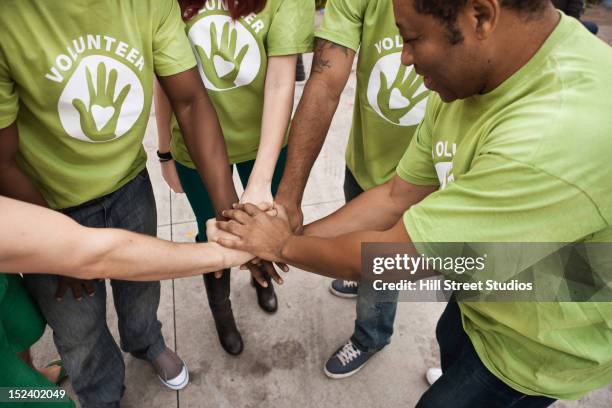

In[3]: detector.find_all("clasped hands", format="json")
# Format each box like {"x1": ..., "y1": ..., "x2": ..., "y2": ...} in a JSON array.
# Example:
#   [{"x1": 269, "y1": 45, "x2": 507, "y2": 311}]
[{"x1": 206, "y1": 202, "x2": 294, "y2": 287}]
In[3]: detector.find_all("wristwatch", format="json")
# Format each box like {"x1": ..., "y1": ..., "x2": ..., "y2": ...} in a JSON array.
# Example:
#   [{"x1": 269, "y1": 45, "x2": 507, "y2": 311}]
[{"x1": 157, "y1": 150, "x2": 173, "y2": 162}]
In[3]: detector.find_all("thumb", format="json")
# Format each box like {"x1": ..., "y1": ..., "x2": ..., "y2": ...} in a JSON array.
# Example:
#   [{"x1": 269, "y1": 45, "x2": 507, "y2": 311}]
[
  {"x1": 255, "y1": 201, "x2": 273, "y2": 211},
  {"x1": 194, "y1": 44, "x2": 208, "y2": 62},
  {"x1": 274, "y1": 202, "x2": 289, "y2": 220},
  {"x1": 379, "y1": 71, "x2": 388, "y2": 92},
  {"x1": 72, "y1": 99, "x2": 88, "y2": 115}
]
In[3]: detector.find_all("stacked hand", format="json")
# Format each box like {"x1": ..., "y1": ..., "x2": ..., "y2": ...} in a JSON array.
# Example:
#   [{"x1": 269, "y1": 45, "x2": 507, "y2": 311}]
[
  {"x1": 240, "y1": 185, "x2": 275, "y2": 215},
  {"x1": 216, "y1": 203, "x2": 292, "y2": 262},
  {"x1": 207, "y1": 203, "x2": 293, "y2": 285}
]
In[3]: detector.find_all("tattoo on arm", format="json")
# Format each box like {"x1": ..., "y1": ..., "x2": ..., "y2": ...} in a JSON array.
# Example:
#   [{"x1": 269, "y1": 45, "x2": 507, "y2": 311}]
[{"x1": 311, "y1": 39, "x2": 350, "y2": 74}]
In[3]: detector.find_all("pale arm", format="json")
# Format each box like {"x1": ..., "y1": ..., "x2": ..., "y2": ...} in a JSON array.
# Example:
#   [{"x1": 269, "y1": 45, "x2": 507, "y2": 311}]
[
  {"x1": 0, "y1": 196, "x2": 252, "y2": 281},
  {"x1": 241, "y1": 55, "x2": 298, "y2": 207}
]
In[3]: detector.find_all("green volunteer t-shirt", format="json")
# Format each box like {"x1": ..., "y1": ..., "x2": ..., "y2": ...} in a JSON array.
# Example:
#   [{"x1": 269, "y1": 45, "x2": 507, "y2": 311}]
[
  {"x1": 316, "y1": 0, "x2": 430, "y2": 190},
  {"x1": 397, "y1": 14, "x2": 612, "y2": 400},
  {"x1": 171, "y1": 0, "x2": 315, "y2": 167},
  {"x1": 0, "y1": 0, "x2": 196, "y2": 209}
]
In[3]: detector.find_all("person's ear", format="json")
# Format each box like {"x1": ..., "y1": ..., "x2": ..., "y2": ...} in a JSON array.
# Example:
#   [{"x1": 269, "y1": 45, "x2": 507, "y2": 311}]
[{"x1": 468, "y1": 0, "x2": 500, "y2": 39}]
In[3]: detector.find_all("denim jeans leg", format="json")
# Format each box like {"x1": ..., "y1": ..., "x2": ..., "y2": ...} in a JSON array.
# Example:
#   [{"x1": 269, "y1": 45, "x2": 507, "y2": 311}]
[
  {"x1": 23, "y1": 202, "x2": 125, "y2": 408},
  {"x1": 351, "y1": 279, "x2": 399, "y2": 351},
  {"x1": 106, "y1": 170, "x2": 166, "y2": 361},
  {"x1": 435, "y1": 299, "x2": 469, "y2": 372},
  {"x1": 343, "y1": 168, "x2": 399, "y2": 351},
  {"x1": 416, "y1": 302, "x2": 556, "y2": 408}
]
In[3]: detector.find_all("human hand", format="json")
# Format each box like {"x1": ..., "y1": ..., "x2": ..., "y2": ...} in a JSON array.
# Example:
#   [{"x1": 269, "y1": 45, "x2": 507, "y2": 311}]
[
  {"x1": 206, "y1": 217, "x2": 239, "y2": 243},
  {"x1": 207, "y1": 219, "x2": 288, "y2": 285},
  {"x1": 160, "y1": 160, "x2": 184, "y2": 193},
  {"x1": 55, "y1": 276, "x2": 96, "y2": 301},
  {"x1": 377, "y1": 65, "x2": 429, "y2": 124},
  {"x1": 205, "y1": 218, "x2": 255, "y2": 270},
  {"x1": 195, "y1": 22, "x2": 249, "y2": 89},
  {"x1": 208, "y1": 216, "x2": 288, "y2": 283},
  {"x1": 72, "y1": 63, "x2": 131, "y2": 141},
  {"x1": 273, "y1": 196, "x2": 304, "y2": 234},
  {"x1": 240, "y1": 184, "x2": 274, "y2": 213},
  {"x1": 241, "y1": 259, "x2": 289, "y2": 288},
  {"x1": 216, "y1": 203, "x2": 293, "y2": 263}
]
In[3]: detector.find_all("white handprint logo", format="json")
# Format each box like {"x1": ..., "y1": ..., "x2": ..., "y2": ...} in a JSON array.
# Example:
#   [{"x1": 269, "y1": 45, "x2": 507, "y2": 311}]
[
  {"x1": 58, "y1": 56, "x2": 144, "y2": 143},
  {"x1": 189, "y1": 15, "x2": 261, "y2": 92},
  {"x1": 367, "y1": 52, "x2": 429, "y2": 127}
]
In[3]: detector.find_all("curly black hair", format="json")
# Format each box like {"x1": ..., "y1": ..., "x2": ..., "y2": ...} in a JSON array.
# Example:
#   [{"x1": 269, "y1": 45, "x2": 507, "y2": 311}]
[{"x1": 412, "y1": 0, "x2": 549, "y2": 44}]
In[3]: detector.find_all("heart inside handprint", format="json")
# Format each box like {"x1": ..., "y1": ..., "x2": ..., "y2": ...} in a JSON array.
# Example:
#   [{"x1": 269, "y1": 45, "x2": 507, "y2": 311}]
[
  {"x1": 91, "y1": 105, "x2": 116, "y2": 132},
  {"x1": 213, "y1": 55, "x2": 236, "y2": 79},
  {"x1": 389, "y1": 88, "x2": 411, "y2": 110}
]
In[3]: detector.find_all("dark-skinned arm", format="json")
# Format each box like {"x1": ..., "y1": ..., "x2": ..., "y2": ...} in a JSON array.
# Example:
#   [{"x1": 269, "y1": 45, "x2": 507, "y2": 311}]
[
  {"x1": 0, "y1": 122, "x2": 47, "y2": 206},
  {"x1": 304, "y1": 175, "x2": 437, "y2": 237},
  {"x1": 281, "y1": 220, "x2": 415, "y2": 280},
  {"x1": 157, "y1": 68, "x2": 238, "y2": 218},
  {"x1": 213, "y1": 204, "x2": 437, "y2": 282},
  {"x1": 274, "y1": 39, "x2": 356, "y2": 231},
  {"x1": 0, "y1": 122, "x2": 96, "y2": 299}
]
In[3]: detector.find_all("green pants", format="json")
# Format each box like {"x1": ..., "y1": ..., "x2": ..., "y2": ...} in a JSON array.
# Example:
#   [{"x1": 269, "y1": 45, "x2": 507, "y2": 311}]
[
  {"x1": 175, "y1": 147, "x2": 287, "y2": 242},
  {"x1": 0, "y1": 274, "x2": 75, "y2": 407}
]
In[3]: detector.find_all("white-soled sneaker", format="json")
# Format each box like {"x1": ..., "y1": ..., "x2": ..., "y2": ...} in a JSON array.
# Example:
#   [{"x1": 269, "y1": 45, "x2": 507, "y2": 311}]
[
  {"x1": 330, "y1": 279, "x2": 359, "y2": 298},
  {"x1": 426, "y1": 367, "x2": 443, "y2": 386},
  {"x1": 323, "y1": 340, "x2": 377, "y2": 379},
  {"x1": 151, "y1": 347, "x2": 190, "y2": 390}
]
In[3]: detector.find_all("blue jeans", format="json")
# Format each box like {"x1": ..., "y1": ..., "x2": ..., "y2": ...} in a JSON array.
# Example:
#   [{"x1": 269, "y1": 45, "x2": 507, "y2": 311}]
[
  {"x1": 416, "y1": 301, "x2": 556, "y2": 408},
  {"x1": 344, "y1": 168, "x2": 399, "y2": 352},
  {"x1": 23, "y1": 169, "x2": 166, "y2": 408}
]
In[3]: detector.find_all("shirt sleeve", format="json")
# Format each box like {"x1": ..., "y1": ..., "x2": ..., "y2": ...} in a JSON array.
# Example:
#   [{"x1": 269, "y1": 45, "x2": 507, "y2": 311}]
[
  {"x1": 153, "y1": 0, "x2": 197, "y2": 77},
  {"x1": 0, "y1": 46, "x2": 18, "y2": 129},
  {"x1": 267, "y1": 0, "x2": 315, "y2": 56},
  {"x1": 396, "y1": 95, "x2": 441, "y2": 186},
  {"x1": 403, "y1": 153, "x2": 607, "y2": 245},
  {"x1": 315, "y1": 0, "x2": 367, "y2": 52}
]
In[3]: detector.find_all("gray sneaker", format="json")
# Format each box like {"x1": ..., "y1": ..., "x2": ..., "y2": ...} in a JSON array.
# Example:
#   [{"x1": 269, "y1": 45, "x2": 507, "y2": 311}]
[{"x1": 150, "y1": 347, "x2": 189, "y2": 390}]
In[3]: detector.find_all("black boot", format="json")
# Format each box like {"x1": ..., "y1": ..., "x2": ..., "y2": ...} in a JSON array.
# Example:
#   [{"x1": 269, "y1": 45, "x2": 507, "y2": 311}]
[
  {"x1": 252, "y1": 274, "x2": 278, "y2": 314},
  {"x1": 203, "y1": 270, "x2": 243, "y2": 355},
  {"x1": 296, "y1": 54, "x2": 306, "y2": 82}
]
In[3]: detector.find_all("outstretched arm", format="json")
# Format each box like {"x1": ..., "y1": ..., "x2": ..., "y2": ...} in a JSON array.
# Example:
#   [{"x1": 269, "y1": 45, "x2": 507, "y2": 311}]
[
  {"x1": 274, "y1": 40, "x2": 356, "y2": 231},
  {"x1": 157, "y1": 68, "x2": 238, "y2": 218},
  {"x1": 213, "y1": 203, "x2": 436, "y2": 282},
  {"x1": 0, "y1": 196, "x2": 252, "y2": 281},
  {"x1": 304, "y1": 175, "x2": 437, "y2": 237},
  {"x1": 241, "y1": 55, "x2": 298, "y2": 208}
]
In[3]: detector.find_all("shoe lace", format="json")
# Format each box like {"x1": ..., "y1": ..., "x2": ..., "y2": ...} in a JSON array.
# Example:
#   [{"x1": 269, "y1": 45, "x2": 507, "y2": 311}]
[
  {"x1": 336, "y1": 341, "x2": 361, "y2": 366},
  {"x1": 343, "y1": 280, "x2": 358, "y2": 288}
]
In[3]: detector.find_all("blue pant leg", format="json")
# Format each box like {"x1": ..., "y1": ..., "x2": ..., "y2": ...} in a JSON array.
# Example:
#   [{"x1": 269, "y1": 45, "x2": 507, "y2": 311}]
[
  {"x1": 343, "y1": 168, "x2": 399, "y2": 351},
  {"x1": 416, "y1": 302, "x2": 555, "y2": 408},
  {"x1": 24, "y1": 194, "x2": 126, "y2": 408},
  {"x1": 105, "y1": 170, "x2": 165, "y2": 361}
]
